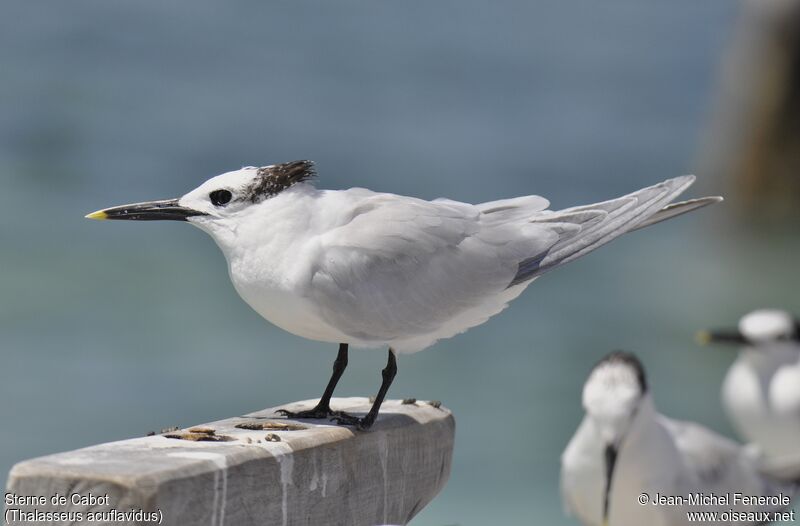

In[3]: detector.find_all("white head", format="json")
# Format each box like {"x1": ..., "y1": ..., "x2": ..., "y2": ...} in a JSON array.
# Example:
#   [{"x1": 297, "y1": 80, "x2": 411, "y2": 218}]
[
  {"x1": 85, "y1": 160, "x2": 317, "y2": 243},
  {"x1": 739, "y1": 309, "x2": 797, "y2": 344},
  {"x1": 698, "y1": 309, "x2": 799, "y2": 348},
  {"x1": 582, "y1": 351, "x2": 648, "y2": 447},
  {"x1": 582, "y1": 351, "x2": 648, "y2": 526}
]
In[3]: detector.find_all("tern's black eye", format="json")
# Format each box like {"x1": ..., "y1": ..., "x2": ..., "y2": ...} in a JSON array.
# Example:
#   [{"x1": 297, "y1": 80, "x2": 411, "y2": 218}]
[{"x1": 209, "y1": 189, "x2": 232, "y2": 207}]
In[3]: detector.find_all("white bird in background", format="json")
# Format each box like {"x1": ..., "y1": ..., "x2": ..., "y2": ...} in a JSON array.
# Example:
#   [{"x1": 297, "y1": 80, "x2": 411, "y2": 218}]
[
  {"x1": 87, "y1": 161, "x2": 720, "y2": 429},
  {"x1": 698, "y1": 309, "x2": 800, "y2": 479},
  {"x1": 561, "y1": 351, "x2": 793, "y2": 526}
]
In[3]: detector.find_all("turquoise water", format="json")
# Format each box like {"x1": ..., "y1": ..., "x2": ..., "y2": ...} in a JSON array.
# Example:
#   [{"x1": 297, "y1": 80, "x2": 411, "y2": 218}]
[{"x1": 3, "y1": 1, "x2": 799, "y2": 524}]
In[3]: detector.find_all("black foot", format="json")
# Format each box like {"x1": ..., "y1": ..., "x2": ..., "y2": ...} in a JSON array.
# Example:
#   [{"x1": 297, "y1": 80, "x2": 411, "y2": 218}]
[
  {"x1": 276, "y1": 406, "x2": 344, "y2": 420},
  {"x1": 330, "y1": 412, "x2": 374, "y2": 430}
]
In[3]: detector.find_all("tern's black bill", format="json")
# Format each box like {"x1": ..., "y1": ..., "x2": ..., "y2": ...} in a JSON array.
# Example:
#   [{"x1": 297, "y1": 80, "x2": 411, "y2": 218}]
[
  {"x1": 86, "y1": 199, "x2": 207, "y2": 221},
  {"x1": 697, "y1": 329, "x2": 748, "y2": 346}
]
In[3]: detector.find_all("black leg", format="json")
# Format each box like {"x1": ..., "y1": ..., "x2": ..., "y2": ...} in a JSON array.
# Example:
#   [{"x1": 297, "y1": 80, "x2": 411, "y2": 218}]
[
  {"x1": 276, "y1": 343, "x2": 349, "y2": 419},
  {"x1": 333, "y1": 349, "x2": 397, "y2": 430}
]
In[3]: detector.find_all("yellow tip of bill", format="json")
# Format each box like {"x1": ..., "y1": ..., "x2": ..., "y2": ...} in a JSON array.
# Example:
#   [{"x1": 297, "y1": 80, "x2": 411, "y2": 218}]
[
  {"x1": 695, "y1": 331, "x2": 711, "y2": 346},
  {"x1": 85, "y1": 210, "x2": 108, "y2": 220}
]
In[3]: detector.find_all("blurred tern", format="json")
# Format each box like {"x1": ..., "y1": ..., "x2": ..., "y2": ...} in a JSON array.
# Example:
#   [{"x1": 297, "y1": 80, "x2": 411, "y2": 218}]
[
  {"x1": 561, "y1": 351, "x2": 793, "y2": 526},
  {"x1": 699, "y1": 309, "x2": 800, "y2": 479},
  {"x1": 87, "y1": 161, "x2": 720, "y2": 429}
]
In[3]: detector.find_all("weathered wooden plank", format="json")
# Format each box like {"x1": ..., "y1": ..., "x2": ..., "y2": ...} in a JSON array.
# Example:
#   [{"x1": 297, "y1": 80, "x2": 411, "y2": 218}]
[{"x1": 5, "y1": 397, "x2": 454, "y2": 526}]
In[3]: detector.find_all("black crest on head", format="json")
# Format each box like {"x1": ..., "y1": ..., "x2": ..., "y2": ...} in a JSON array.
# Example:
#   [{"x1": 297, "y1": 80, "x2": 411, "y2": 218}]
[
  {"x1": 241, "y1": 160, "x2": 316, "y2": 203},
  {"x1": 592, "y1": 350, "x2": 648, "y2": 393}
]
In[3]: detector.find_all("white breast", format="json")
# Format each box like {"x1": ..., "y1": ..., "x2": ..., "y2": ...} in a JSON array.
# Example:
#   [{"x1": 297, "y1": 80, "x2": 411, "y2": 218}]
[
  {"x1": 231, "y1": 274, "x2": 348, "y2": 343},
  {"x1": 722, "y1": 350, "x2": 800, "y2": 474}
]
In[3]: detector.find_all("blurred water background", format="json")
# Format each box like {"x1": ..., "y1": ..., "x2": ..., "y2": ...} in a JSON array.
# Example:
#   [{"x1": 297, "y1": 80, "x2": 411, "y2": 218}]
[{"x1": 2, "y1": 1, "x2": 800, "y2": 524}]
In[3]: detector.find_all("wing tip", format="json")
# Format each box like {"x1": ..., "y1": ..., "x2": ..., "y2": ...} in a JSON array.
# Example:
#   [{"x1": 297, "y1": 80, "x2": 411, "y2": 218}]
[
  {"x1": 663, "y1": 176, "x2": 727, "y2": 203},
  {"x1": 665, "y1": 174, "x2": 696, "y2": 189}
]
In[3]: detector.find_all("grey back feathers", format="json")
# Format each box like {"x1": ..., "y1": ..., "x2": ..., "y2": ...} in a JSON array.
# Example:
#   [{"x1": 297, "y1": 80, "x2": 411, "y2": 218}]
[{"x1": 241, "y1": 160, "x2": 316, "y2": 203}]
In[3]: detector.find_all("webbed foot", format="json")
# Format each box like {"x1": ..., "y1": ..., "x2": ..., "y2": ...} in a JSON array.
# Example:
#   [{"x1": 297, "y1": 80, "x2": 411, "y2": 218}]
[
  {"x1": 276, "y1": 406, "x2": 343, "y2": 420},
  {"x1": 330, "y1": 412, "x2": 375, "y2": 430}
]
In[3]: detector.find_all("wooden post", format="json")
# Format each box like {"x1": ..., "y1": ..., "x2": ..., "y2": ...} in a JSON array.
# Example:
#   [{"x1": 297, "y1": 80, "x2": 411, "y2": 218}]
[{"x1": 4, "y1": 397, "x2": 454, "y2": 526}]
